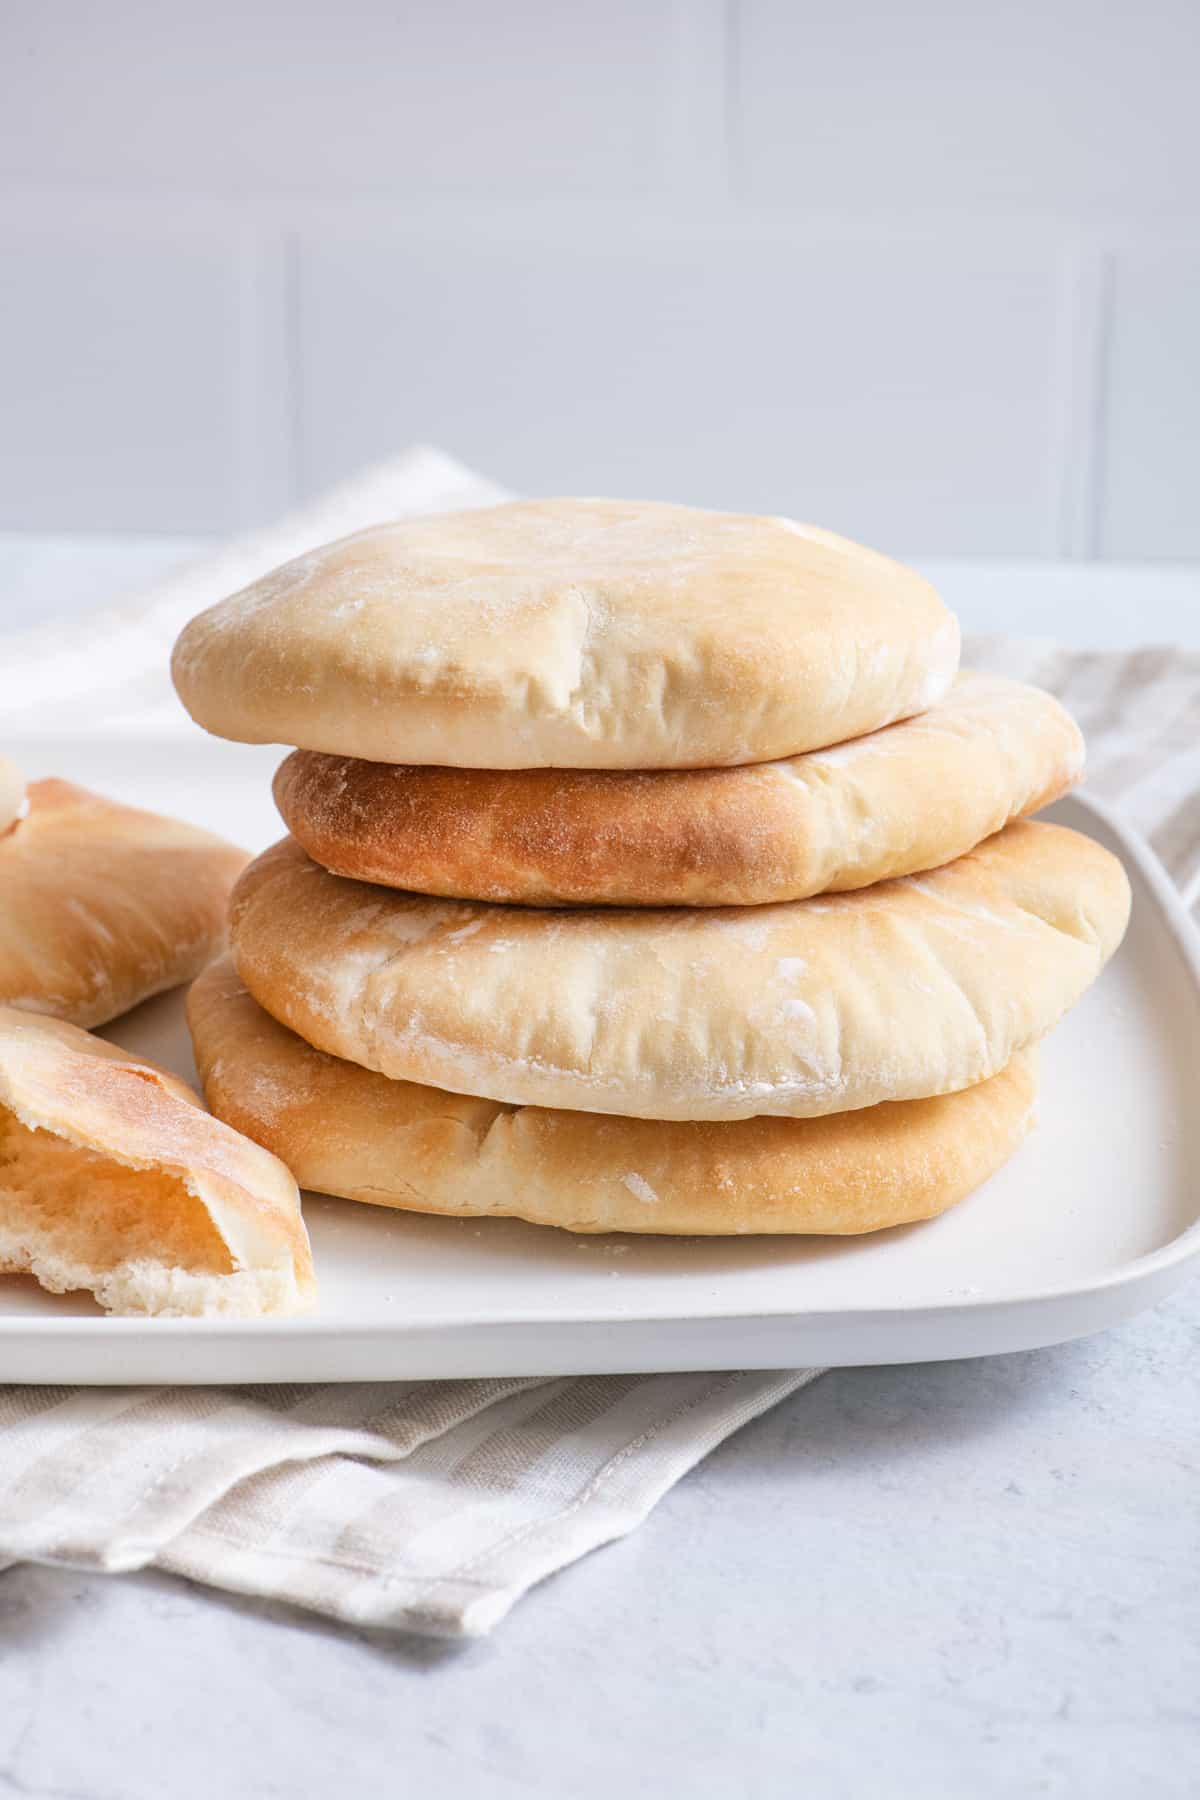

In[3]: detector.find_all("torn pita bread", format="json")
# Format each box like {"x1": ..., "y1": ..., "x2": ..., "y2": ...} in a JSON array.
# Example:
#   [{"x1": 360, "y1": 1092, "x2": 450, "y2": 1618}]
[
  {"x1": 0, "y1": 779, "x2": 247, "y2": 1028},
  {"x1": 0, "y1": 1005, "x2": 315, "y2": 1316}
]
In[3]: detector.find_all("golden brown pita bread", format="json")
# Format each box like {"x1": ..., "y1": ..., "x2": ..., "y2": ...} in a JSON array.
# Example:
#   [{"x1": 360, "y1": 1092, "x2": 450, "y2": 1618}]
[
  {"x1": 0, "y1": 756, "x2": 24, "y2": 836},
  {"x1": 0, "y1": 779, "x2": 247, "y2": 1028},
  {"x1": 189, "y1": 957, "x2": 1037, "y2": 1237},
  {"x1": 0, "y1": 1004, "x2": 315, "y2": 1316},
  {"x1": 274, "y1": 673, "x2": 1083, "y2": 907},
  {"x1": 229, "y1": 821, "x2": 1128, "y2": 1123},
  {"x1": 172, "y1": 499, "x2": 959, "y2": 770}
]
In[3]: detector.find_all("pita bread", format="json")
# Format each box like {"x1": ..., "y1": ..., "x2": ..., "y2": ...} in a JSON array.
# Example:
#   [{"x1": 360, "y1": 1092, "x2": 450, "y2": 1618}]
[
  {"x1": 0, "y1": 779, "x2": 247, "y2": 1028},
  {"x1": 171, "y1": 499, "x2": 959, "y2": 770},
  {"x1": 274, "y1": 673, "x2": 1083, "y2": 907},
  {"x1": 189, "y1": 957, "x2": 1037, "y2": 1236},
  {"x1": 229, "y1": 822, "x2": 1128, "y2": 1123},
  {"x1": 0, "y1": 1005, "x2": 315, "y2": 1316},
  {"x1": 0, "y1": 756, "x2": 24, "y2": 836}
]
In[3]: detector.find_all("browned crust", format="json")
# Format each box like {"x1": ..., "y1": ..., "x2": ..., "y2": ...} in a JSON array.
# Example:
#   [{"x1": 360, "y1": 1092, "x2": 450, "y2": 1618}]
[{"x1": 273, "y1": 672, "x2": 1085, "y2": 906}]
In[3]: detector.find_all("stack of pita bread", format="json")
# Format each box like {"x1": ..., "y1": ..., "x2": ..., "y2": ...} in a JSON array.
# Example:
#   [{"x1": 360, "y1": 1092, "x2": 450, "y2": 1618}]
[{"x1": 173, "y1": 499, "x2": 1131, "y2": 1238}]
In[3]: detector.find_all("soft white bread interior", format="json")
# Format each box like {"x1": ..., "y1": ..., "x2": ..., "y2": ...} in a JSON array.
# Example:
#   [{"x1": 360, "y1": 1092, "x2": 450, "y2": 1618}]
[{"x1": 0, "y1": 1004, "x2": 315, "y2": 1316}]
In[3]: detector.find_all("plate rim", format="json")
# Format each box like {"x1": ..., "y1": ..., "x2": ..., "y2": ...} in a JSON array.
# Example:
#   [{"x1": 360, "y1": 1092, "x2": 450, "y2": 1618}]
[{"x1": 2, "y1": 787, "x2": 1198, "y2": 1359}]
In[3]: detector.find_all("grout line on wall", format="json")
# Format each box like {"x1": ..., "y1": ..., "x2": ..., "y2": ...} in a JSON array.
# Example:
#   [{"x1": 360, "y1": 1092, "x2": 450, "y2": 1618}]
[
  {"x1": 658, "y1": 0, "x2": 735, "y2": 205},
  {"x1": 281, "y1": 232, "x2": 305, "y2": 505},
  {"x1": 723, "y1": 0, "x2": 741, "y2": 204},
  {"x1": 232, "y1": 229, "x2": 262, "y2": 528},
  {"x1": 233, "y1": 227, "x2": 298, "y2": 526},
  {"x1": 1052, "y1": 248, "x2": 1115, "y2": 560},
  {"x1": 1082, "y1": 253, "x2": 1116, "y2": 561}
]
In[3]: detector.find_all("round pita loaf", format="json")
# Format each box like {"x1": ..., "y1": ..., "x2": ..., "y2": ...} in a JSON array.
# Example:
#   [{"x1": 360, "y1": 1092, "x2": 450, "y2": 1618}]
[
  {"x1": 171, "y1": 499, "x2": 959, "y2": 770},
  {"x1": 0, "y1": 779, "x2": 248, "y2": 1029},
  {"x1": 0, "y1": 1004, "x2": 315, "y2": 1316},
  {"x1": 189, "y1": 957, "x2": 1037, "y2": 1236},
  {"x1": 229, "y1": 822, "x2": 1129, "y2": 1123},
  {"x1": 0, "y1": 756, "x2": 24, "y2": 836},
  {"x1": 274, "y1": 673, "x2": 1083, "y2": 907}
]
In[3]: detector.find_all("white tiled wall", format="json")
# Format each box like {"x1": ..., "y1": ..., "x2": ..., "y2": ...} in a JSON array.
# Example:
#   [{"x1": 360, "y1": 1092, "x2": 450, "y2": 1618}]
[
  {"x1": 1, "y1": 220, "x2": 247, "y2": 532},
  {"x1": 1097, "y1": 252, "x2": 1200, "y2": 561},
  {"x1": 737, "y1": 0, "x2": 1200, "y2": 217},
  {"x1": 4, "y1": 1, "x2": 671, "y2": 195},
  {"x1": 0, "y1": 0, "x2": 1196, "y2": 556},
  {"x1": 296, "y1": 230, "x2": 1064, "y2": 552}
]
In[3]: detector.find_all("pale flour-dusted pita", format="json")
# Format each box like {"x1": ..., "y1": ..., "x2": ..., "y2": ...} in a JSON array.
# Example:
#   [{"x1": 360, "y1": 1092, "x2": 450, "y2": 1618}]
[
  {"x1": 274, "y1": 673, "x2": 1084, "y2": 906},
  {"x1": 189, "y1": 958, "x2": 1037, "y2": 1237},
  {"x1": 0, "y1": 1005, "x2": 315, "y2": 1316},
  {"x1": 229, "y1": 822, "x2": 1129, "y2": 1123},
  {"x1": 0, "y1": 779, "x2": 247, "y2": 1028},
  {"x1": 172, "y1": 499, "x2": 959, "y2": 770}
]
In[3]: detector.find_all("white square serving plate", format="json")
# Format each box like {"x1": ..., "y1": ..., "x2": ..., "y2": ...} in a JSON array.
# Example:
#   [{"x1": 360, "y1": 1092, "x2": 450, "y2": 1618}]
[{"x1": 1, "y1": 729, "x2": 1198, "y2": 1383}]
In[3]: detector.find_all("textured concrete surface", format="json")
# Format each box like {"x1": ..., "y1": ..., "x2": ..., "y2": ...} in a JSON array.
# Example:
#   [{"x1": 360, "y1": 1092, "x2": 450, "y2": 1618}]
[{"x1": 2, "y1": 1287, "x2": 1197, "y2": 1799}]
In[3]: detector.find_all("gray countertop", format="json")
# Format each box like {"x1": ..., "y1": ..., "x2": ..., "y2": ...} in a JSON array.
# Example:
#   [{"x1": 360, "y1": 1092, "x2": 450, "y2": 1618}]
[{"x1": 3, "y1": 1293, "x2": 1198, "y2": 1799}]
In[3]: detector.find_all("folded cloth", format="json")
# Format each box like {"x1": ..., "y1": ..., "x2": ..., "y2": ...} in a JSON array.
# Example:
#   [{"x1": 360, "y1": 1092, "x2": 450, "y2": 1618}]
[
  {"x1": 0, "y1": 1373, "x2": 817, "y2": 1636},
  {"x1": 0, "y1": 449, "x2": 1196, "y2": 1637},
  {"x1": 0, "y1": 446, "x2": 509, "y2": 738},
  {"x1": 968, "y1": 634, "x2": 1200, "y2": 914}
]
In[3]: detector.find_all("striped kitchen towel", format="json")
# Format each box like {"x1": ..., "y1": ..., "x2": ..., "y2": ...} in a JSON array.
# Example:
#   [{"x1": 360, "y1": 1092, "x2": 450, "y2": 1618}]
[
  {"x1": 0, "y1": 1372, "x2": 817, "y2": 1636},
  {"x1": 0, "y1": 450, "x2": 1196, "y2": 1636}
]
